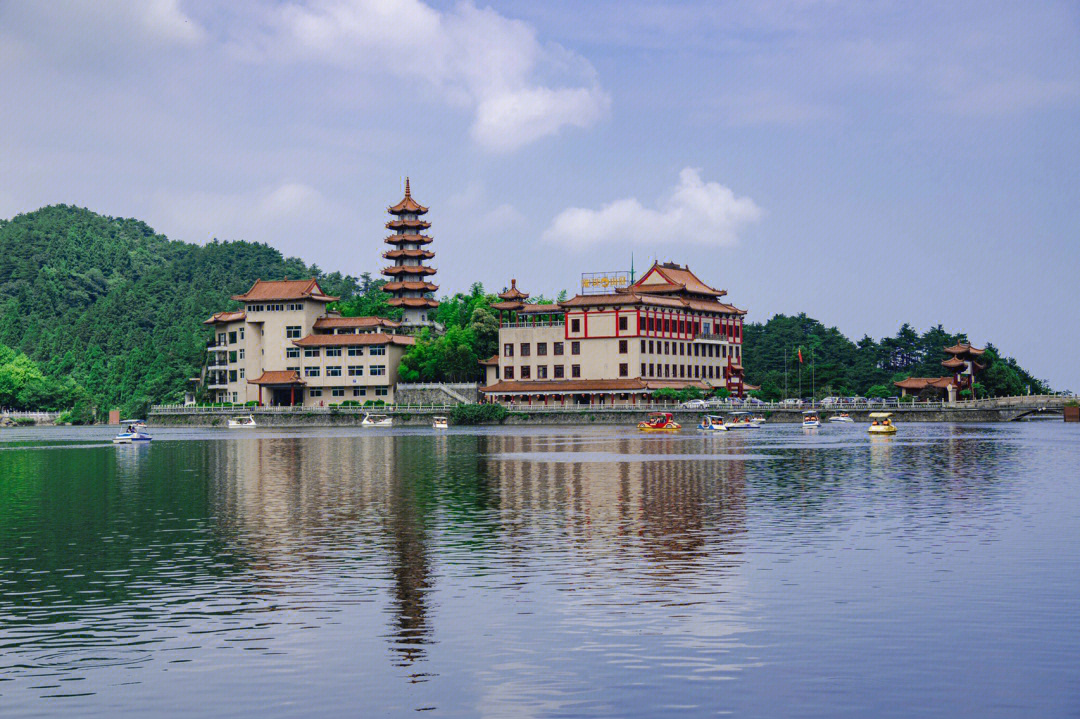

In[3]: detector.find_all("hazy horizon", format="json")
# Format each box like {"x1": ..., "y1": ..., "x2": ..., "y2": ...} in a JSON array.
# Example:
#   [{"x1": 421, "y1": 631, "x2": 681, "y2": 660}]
[{"x1": 1, "y1": 1, "x2": 1077, "y2": 390}]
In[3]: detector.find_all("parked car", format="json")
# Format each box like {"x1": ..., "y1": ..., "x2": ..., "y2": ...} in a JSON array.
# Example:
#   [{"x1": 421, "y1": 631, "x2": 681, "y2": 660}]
[
  {"x1": 820, "y1": 396, "x2": 840, "y2": 406},
  {"x1": 780, "y1": 398, "x2": 803, "y2": 407},
  {"x1": 852, "y1": 396, "x2": 868, "y2": 404},
  {"x1": 744, "y1": 397, "x2": 766, "y2": 406},
  {"x1": 706, "y1": 398, "x2": 728, "y2": 409},
  {"x1": 867, "y1": 397, "x2": 885, "y2": 405},
  {"x1": 680, "y1": 399, "x2": 708, "y2": 409}
]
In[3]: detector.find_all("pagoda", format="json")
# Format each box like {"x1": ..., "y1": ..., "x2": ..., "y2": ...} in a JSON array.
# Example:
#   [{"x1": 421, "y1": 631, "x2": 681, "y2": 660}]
[
  {"x1": 382, "y1": 178, "x2": 438, "y2": 328},
  {"x1": 491, "y1": 279, "x2": 529, "y2": 316},
  {"x1": 942, "y1": 342, "x2": 985, "y2": 394}
]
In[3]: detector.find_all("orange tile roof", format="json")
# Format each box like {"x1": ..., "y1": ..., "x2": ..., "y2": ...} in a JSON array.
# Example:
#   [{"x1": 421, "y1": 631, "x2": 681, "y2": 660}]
[
  {"x1": 480, "y1": 355, "x2": 499, "y2": 366},
  {"x1": 382, "y1": 280, "x2": 438, "y2": 292},
  {"x1": 633, "y1": 262, "x2": 725, "y2": 297},
  {"x1": 491, "y1": 301, "x2": 524, "y2": 311},
  {"x1": 383, "y1": 248, "x2": 435, "y2": 260},
  {"x1": 382, "y1": 265, "x2": 437, "y2": 276},
  {"x1": 894, "y1": 376, "x2": 956, "y2": 389},
  {"x1": 944, "y1": 342, "x2": 985, "y2": 356},
  {"x1": 384, "y1": 233, "x2": 433, "y2": 245},
  {"x1": 248, "y1": 370, "x2": 305, "y2": 385},
  {"x1": 293, "y1": 333, "x2": 416, "y2": 347},
  {"x1": 203, "y1": 310, "x2": 246, "y2": 325},
  {"x1": 387, "y1": 178, "x2": 429, "y2": 215},
  {"x1": 941, "y1": 357, "x2": 966, "y2": 369},
  {"x1": 498, "y1": 279, "x2": 529, "y2": 300},
  {"x1": 232, "y1": 278, "x2": 338, "y2": 303},
  {"x1": 386, "y1": 219, "x2": 431, "y2": 230},
  {"x1": 387, "y1": 297, "x2": 439, "y2": 308},
  {"x1": 313, "y1": 316, "x2": 401, "y2": 330},
  {"x1": 558, "y1": 292, "x2": 744, "y2": 314}
]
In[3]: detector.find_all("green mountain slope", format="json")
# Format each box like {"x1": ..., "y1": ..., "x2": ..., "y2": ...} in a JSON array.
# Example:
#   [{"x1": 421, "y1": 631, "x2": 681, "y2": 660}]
[{"x1": 0, "y1": 205, "x2": 360, "y2": 416}]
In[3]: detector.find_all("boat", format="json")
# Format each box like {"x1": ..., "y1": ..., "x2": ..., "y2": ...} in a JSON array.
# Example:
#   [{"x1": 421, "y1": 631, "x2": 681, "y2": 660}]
[
  {"x1": 698, "y1": 414, "x2": 728, "y2": 432},
  {"x1": 432, "y1": 416, "x2": 448, "y2": 430},
  {"x1": 751, "y1": 414, "x2": 767, "y2": 424},
  {"x1": 228, "y1": 414, "x2": 257, "y2": 428},
  {"x1": 802, "y1": 410, "x2": 821, "y2": 428},
  {"x1": 638, "y1": 412, "x2": 681, "y2": 432},
  {"x1": 120, "y1": 419, "x2": 147, "y2": 432},
  {"x1": 113, "y1": 423, "x2": 152, "y2": 444},
  {"x1": 727, "y1": 411, "x2": 760, "y2": 429},
  {"x1": 828, "y1": 412, "x2": 853, "y2": 423},
  {"x1": 361, "y1": 414, "x2": 393, "y2": 428},
  {"x1": 868, "y1": 411, "x2": 897, "y2": 434}
]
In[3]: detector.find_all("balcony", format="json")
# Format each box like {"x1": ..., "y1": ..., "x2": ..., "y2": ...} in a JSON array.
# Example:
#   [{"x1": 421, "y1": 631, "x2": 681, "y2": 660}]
[{"x1": 694, "y1": 333, "x2": 734, "y2": 343}]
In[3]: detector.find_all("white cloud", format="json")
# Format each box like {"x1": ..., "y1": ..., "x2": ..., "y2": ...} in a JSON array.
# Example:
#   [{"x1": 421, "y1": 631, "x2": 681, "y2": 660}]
[
  {"x1": 542, "y1": 168, "x2": 763, "y2": 249},
  {"x1": 238, "y1": 0, "x2": 609, "y2": 151}
]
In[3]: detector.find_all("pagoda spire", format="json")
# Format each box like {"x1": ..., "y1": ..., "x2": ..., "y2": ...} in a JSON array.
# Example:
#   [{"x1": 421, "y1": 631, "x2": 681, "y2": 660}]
[{"x1": 382, "y1": 179, "x2": 438, "y2": 328}]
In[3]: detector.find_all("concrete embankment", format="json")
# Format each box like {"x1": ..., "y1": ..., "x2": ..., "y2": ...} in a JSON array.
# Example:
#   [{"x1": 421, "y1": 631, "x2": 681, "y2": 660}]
[{"x1": 150, "y1": 406, "x2": 1015, "y2": 428}]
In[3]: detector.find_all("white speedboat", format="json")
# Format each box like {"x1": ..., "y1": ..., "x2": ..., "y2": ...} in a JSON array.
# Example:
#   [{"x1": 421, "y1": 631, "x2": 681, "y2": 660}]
[
  {"x1": 698, "y1": 414, "x2": 728, "y2": 432},
  {"x1": 802, "y1": 410, "x2": 821, "y2": 428},
  {"x1": 361, "y1": 414, "x2": 393, "y2": 428},
  {"x1": 120, "y1": 419, "x2": 147, "y2": 432},
  {"x1": 728, "y1": 411, "x2": 760, "y2": 429},
  {"x1": 228, "y1": 414, "x2": 257, "y2": 428},
  {"x1": 113, "y1": 426, "x2": 152, "y2": 444},
  {"x1": 828, "y1": 413, "x2": 854, "y2": 423},
  {"x1": 432, "y1": 416, "x2": 448, "y2": 429}
]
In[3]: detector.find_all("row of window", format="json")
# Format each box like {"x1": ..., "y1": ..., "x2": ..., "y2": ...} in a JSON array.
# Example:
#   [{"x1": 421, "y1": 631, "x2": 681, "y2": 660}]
[
  {"x1": 218, "y1": 328, "x2": 246, "y2": 345},
  {"x1": 642, "y1": 363, "x2": 731, "y2": 380},
  {"x1": 505, "y1": 341, "x2": 579, "y2": 358},
  {"x1": 247, "y1": 303, "x2": 302, "y2": 312},
  {"x1": 640, "y1": 339, "x2": 740, "y2": 359},
  {"x1": 296, "y1": 346, "x2": 386, "y2": 358},
  {"x1": 504, "y1": 364, "x2": 583, "y2": 380},
  {"x1": 299, "y1": 365, "x2": 387, "y2": 378},
  {"x1": 309, "y1": 387, "x2": 388, "y2": 398},
  {"x1": 560, "y1": 314, "x2": 742, "y2": 339}
]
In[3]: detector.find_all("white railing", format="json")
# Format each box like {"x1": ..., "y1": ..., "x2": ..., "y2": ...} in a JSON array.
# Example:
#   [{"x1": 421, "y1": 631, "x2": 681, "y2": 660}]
[{"x1": 1, "y1": 410, "x2": 66, "y2": 420}]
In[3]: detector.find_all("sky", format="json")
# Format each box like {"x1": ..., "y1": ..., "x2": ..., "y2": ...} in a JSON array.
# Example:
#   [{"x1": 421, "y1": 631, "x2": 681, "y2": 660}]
[{"x1": 1, "y1": 0, "x2": 1078, "y2": 390}]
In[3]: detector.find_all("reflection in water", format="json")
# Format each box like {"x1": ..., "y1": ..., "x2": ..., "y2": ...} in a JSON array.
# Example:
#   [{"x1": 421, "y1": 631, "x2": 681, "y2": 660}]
[{"x1": 0, "y1": 423, "x2": 1077, "y2": 718}]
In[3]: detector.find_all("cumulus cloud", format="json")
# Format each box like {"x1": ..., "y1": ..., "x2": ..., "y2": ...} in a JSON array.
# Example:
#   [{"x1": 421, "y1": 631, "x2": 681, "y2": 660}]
[
  {"x1": 542, "y1": 168, "x2": 762, "y2": 249},
  {"x1": 238, "y1": 0, "x2": 609, "y2": 151}
]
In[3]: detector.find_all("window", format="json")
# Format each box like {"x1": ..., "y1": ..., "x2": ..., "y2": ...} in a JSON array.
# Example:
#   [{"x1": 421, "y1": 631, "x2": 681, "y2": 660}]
[
  {"x1": 229, "y1": 351, "x2": 237, "y2": 363},
  {"x1": 679, "y1": 343, "x2": 685, "y2": 356},
  {"x1": 332, "y1": 388, "x2": 345, "y2": 398},
  {"x1": 229, "y1": 331, "x2": 237, "y2": 344},
  {"x1": 375, "y1": 387, "x2": 388, "y2": 396},
  {"x1": 639, "y1": 316, "x2": 646, "y2": 331},
  {"x1": 348, "y1": 366, "x2": 363, "y2": 377},
  {"x1": 521, "y1": 366, "x2": 531, "y2": 379},
  {"x1": 641, "y1": 363, "x2": 646, "y2": 376},
  {"x1": 326, "y1": 366, "x2": 342, "y2": 377},
  {"x1": 619, "y1": 339, "x2": 628, "y2": 354},
  {"x1": 370, "y1": 346, "x2": 386, "y2": 356},
  {"x1": 538, "y1": 365, "x2": 548, "y2": 379},
  {"x1": 663, "y1": 341, "x2": 669, "y2": 355},
  {"x1": 680, "y1": 365, "x2": 685, "y2": 378},
  {"x1": 309, "y1": 389, "x2": 322, "y2": 398},
  {"x1": 326, "y1": 348, "x2": 342, "y2": 357},
  {"x1": 554, "y1": 365, "x2": 564, "y2": 378},
  {"x1": 239, "y1": 369, "x2": 245, "y2": 379},
  {"x1": 554, "y1": 342, "x2": 564, "y2": 356},
  {"x1": 504, "y1": 343, "x2": 514, "y2": 357},
  {"x1": 640, "y1": 339, "x2": 646, "y2": 352},
  {"x1": 520, "y1": 343, "x2": 531, "y2": 357},
  {"x1": 505, "y1": 366, "x2": 515, "y2": 380},
  {"x1": 370, "y1": 365, "x2": 386, "y2": 376},
  {"x1": 537, "y1": 342, "x2": 547, "y2": 356},
  {"x1": 647, "y1": 317, "x2": 655, "y2": 333},
  {"x1": 286, "y1": 366, "x2": 299, "y2": 373},
  {"x1": 348, "y1": 347, "x2": 363, "y2": 357},
  {"x1": 231, "y1": 392, "x2": 238, "y2": 403},
  {"x1": 305, "y1": 367, "x2": 320, "y2": 377},
  {"x1": 286, "y1": 326, "x2": 301, "y2": 339},
  {"x1": 239, "y1": 328, "x2": 245, "y2": 340},
  {"x1": 286, "y1": 348, "x2": 300, "y2": 359},
  {"x1": 353, "y1": 388, "x2": 366, "y2": 397},
  {"x1": 288, "y1": 303, "x2": 303, "y2": 311},
  {"x1": 619, "y1": 316, "x2": 628, "y2": 331},
  {"x1": 229, "y1": 370, "x2": 237, "y2": 382},
  {"x1": 694, "y1": 366, "x2": 700, "y2": 378},
  {"x1": 304, "y1": 348, "x2": 320, "y2": 358},
  {"x1": 649, "y1": 340, "x2": 654, "y2": 354},
  {"x1": 571, "y1": 341, "x2": 580, "y2": 355},
  {"x1": 722, "y1": 345, "x2": 727, "y2": 358},
  {"x1": 649, "y1": 363, "x2": 655, "y2": 377},
  {"x1": 571, "y1": 318, "x2": 581, "y2": 333},
  {"x1": 239, "y1": 349, "x2": 245, "y2": 360},
  {"x1": 619, "y1": 363, "x2": 628, "y2": 377},
  {"x1": 665, "y1": 364, "x2": 671, "y2": 378},
  {"x1": 571, "y1": 364, "x2": 581, "y2": 378},
  {"x1": 218, "y1": 333, "x2": 226, "y2": 345}
]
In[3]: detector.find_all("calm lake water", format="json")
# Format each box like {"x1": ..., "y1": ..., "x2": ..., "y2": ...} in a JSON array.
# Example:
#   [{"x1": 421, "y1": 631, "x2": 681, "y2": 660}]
[{"x1": 1, "y1": 422, "x2": 1078, "y2": 717}]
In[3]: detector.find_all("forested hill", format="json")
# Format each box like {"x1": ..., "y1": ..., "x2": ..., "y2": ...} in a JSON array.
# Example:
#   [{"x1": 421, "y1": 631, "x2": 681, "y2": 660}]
[{"x1": 0, "y1": 205, "x2": 361, "y2": 416}]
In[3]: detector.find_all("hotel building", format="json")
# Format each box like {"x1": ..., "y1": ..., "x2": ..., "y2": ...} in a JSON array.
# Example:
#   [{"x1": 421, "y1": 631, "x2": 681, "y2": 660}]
[
  {"x1": 481, "y1": 262, "x2": 750, "y2": 405},
  {"x1": 203, "y1": 279, "x2": 414, "y2": 406}
]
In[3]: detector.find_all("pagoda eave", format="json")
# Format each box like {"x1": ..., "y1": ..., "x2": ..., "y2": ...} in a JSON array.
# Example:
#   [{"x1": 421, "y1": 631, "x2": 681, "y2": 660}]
[
  {"x1": 384, "y1": 234, "x2": 433, "y2": 245},
  {"x1": 382, "y1": 266, "x2": 438, "y2": 277},
  {"x1": 386, "y1": 220, "x2": 431, "y2": 230},
  {"x1": 388, "y1": 297, "x2": 439, "y2": 309},
  {"x1": 382, "y1": 281, "x2": 438, "y2": 292},
  {"x1": 383, "y1": 249, "x2": 435, "y2": 260}
]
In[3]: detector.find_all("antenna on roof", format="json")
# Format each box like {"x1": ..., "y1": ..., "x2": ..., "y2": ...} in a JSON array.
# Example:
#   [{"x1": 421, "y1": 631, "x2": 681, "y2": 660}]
[{"x1": 630, "y1": 253, "x2": 635, "y2": 283}]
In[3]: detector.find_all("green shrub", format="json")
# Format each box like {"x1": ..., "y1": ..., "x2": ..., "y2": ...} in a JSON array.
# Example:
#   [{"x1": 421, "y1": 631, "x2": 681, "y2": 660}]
[
  {"x1": 13, "y1": 417, "x2": 35, "y2": 426},
  {"x1": 899, "y1": 395, "x2": 914, "y2": 404},
  {"x1": 363, "y1": 400, "x2": 386, "y2": 408},
  {"x1": 450, "y1": 403, "x2": 508, "y2": 425}
]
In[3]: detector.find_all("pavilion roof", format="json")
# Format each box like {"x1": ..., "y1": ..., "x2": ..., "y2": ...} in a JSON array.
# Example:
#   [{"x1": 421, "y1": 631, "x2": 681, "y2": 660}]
[
  {"x1": 498, "y1": 279, "x2": 529, "y2": 300},
  {"x1": 293, "y1": 333, "x2": 416, "y2": 347},
  {"x1": 232, "y1": 278, "x2": 338, "y2": 303},
  {"x1": 944, "y1": 342, "x2": 985, "y2": 356},
  {"x1": 313, "y1": 316, "x2": 401, "y2": 330},
  {"x1": 248, "y1": 370, "x2": 305, "y2": 386},
  {"x1": 630, "y1": 262, "x2": 726, "y2": 297},
  {"x1": 893, "y1": 376, "x2": 956, "y2": 390}
]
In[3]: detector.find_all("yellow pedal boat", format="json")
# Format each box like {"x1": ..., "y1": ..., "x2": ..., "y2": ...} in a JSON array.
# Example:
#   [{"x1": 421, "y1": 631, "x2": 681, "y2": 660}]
[{"x1": 868, "y1": 411, "x2": 897, "y2": 434}]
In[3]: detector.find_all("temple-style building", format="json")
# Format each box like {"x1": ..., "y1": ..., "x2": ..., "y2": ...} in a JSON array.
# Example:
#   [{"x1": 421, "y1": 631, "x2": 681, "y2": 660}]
[
  {"x1": 480, "y1": 262, "x2": 751, "y2": 405},
  {"x1": 894, "y1": 342, "x2": 986, "y2": 402},
  {"x1": 382, "y1": 178, "x2": 438, "y2": 329}
]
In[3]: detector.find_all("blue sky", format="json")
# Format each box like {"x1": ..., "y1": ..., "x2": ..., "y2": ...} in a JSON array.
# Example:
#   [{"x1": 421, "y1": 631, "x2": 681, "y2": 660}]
[{"x1": 1, "y1": 1, "x2": 1077, "y2": 389}]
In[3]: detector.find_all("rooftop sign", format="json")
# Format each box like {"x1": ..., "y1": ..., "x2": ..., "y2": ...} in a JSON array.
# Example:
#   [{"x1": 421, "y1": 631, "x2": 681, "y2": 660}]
[{"x1": 580, "y1": 271, "x2": 630, "y2": 295}]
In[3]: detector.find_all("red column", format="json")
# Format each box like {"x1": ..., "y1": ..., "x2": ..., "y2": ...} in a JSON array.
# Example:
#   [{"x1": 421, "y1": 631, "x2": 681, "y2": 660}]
[{"x1": 290, "y1": 386, "x2": 295, "y2": 405}]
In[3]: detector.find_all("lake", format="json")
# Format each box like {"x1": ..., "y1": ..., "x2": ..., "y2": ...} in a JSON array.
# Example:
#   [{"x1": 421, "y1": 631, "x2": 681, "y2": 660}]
[{"x1": 1, "y1": 422, "x2": 1078, "y2": 717}]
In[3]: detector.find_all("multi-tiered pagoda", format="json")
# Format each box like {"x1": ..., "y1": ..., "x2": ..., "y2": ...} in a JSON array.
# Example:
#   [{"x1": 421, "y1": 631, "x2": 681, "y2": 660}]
[
  {"x1": 942, "y1": 342, "x2": 985, "y2": 394},
  {"x1": 382, "y1": 178, "x2": 438, "y2": 328}
]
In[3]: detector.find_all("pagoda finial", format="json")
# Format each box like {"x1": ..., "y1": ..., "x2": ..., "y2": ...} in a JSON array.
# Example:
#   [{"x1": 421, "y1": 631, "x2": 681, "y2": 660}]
[{"x1": 405, "y1": 177, "x2": 411, "y2": 199}]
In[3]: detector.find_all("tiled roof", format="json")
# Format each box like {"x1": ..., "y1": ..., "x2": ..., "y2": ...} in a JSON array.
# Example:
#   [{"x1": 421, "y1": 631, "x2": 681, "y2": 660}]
[
  {"x1": 232, "y1": 278, "x2": 338, "y2": 303},
  {"x1": 498, "y1": 279, "x2": 529, "y2": 300},
  {"x1": 941, "y1": 357, "x2": 967, "y2": 369},
  {"x1": 313, "y1": 316, "x2": 401, "y2": 330},
  {"x1": 384, "y1": 234, "x2": 433, "y2": 245},
  {"x1": 387, "y1": 297, "x2": 439, "y2": 308},
  {"x1": 943, "y1": 342, "x2": 985, "y2": 356},
  {"x1": 386, "y1": 219, "x2": 431, "y2": 230},
  {"x1": 480, "y1": 355, "x2": 499, "y2": 366},
  {"x1": 382, "y1": 280, "x2": 438, "y2": 292},
  {"x1": 248, "y1": 370, "x2": 305, "y2": 385},
  {"x1": 387, "y1": 179, "x2": 428, "y2": 214},
  {"x1": 203, "y1": 311, "x2": 246, "y2": 325},
  {"x1": 383, "y1": 248, "x2": 435, "y2": 260},
  {"x1": 558, "y1": 292, "x2": 745, "y2": 314},
  {"x1": 382, "y1": 265, "x2": 437, "y2": 276},
  {"x1": 633, "y1": 262, "x2": 725, "y2": 297},
  {"x1": 293, "y1": 333, "x2": 416, "y2": 347},
  {"x1": 894, "y1": 376, "x2": 956, "y2": 389}
]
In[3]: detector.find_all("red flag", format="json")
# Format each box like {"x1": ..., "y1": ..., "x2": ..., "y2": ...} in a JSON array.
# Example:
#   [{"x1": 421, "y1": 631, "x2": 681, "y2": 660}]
[{"x1": 797, "y1": 348, "x2": 803, "y2": 364}]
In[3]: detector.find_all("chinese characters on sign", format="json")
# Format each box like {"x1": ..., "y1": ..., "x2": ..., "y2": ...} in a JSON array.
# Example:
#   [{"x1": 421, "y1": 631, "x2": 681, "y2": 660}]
[{"x1": 580, "y1": 272, "x2": 630, "y2": 295}]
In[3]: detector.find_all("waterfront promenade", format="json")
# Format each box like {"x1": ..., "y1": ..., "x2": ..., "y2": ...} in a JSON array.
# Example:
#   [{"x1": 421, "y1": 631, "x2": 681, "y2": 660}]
[{"x1": 149, "y1": 395, "x2": 1075, "y2": 426}]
